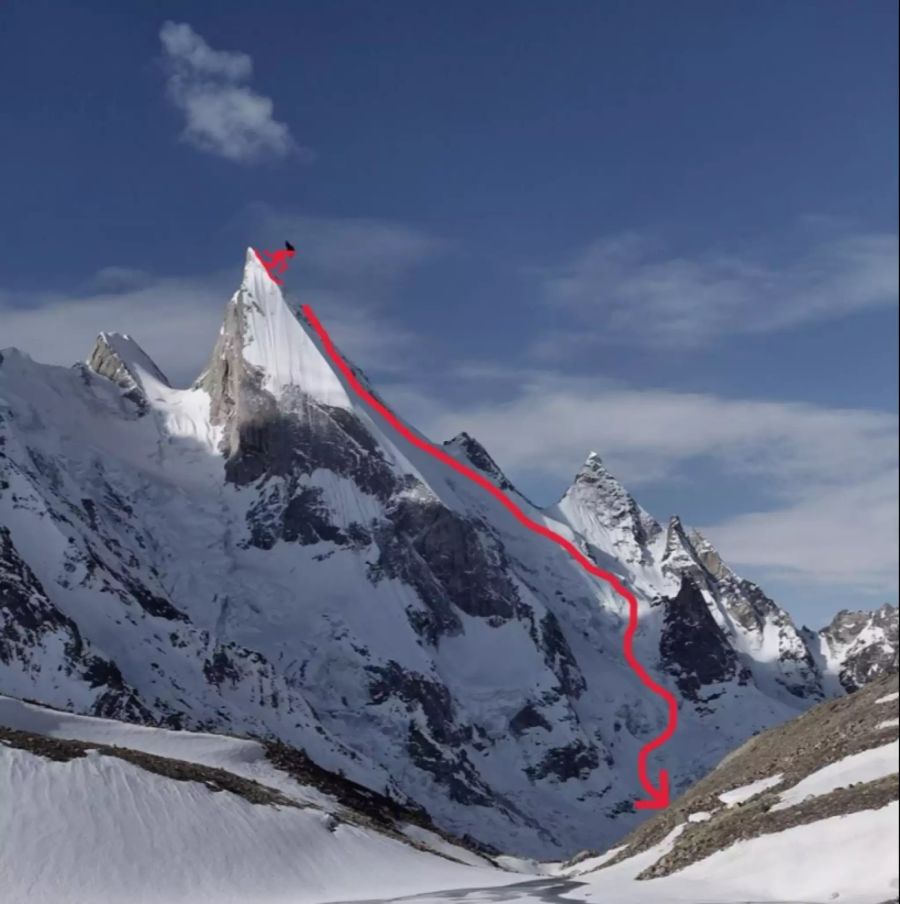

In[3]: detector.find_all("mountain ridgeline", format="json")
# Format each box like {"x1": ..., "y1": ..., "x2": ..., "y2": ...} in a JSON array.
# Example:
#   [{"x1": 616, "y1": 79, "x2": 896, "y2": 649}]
[{"x1": 1, "y1": 249, "x2": 896, "y2": 857}]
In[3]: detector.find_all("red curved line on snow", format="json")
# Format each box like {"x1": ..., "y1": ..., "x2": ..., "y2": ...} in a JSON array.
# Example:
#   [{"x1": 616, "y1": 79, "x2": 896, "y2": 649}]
[{"x1": 300, "y1": 302, "x2": 678, "y2": 809}]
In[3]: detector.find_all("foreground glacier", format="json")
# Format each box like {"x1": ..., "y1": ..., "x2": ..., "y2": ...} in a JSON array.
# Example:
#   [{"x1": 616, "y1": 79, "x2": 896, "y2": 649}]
[{"x1": 1, "y1": 248, "x2": 896, "y2": 856}]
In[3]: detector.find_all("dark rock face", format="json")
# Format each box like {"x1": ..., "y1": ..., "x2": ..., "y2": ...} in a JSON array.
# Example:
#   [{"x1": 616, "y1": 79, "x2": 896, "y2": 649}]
[
  {"x1": 203, "y1": 647, "x2": 243, "y2": 689},
  {"x1": 663, "y1": 520, "x2": 823, "y2": 701},
  {"x1": 537, "y1": 610, "x2": 586, "y2": 698},
  {"x1": 225, "y1": 391, "x2": 400, "y2": 500},
  {"x1": 197, "y1": 289, "x2": 398, "y2": 499},
  {"x1": 564, "y1": 453, "x2": 662, "y2": 556},
  {"x1": 244, "y1": 483, "x2": 370, "y2": 550},
  {"x1": 119, "y1": 572, "x2": 188, "y2": 622},
  {"x1": 69, "y1": 538, "x2": 188, "y2": 623},
  {"x1": 385, "y1": 497, "x2": 520, "y2": 621},
  {"x1": 366, "y1": 660, "x2": 496, "y2": 807},
  {"x1": 86, "y1": 333, "x2": 170, "y2": 415},
  {"x1": 821, "y1": 605, "x2": 899, "y2": 692},
  {"x1": 0, "y1": 526, "x2": 151, "y2": 721},
  {"x1": 510, "y1": 702, "x2": 552, "y2": 736},
  {"x1": 526, "y1": 740, "x2": 602, "y2": 782},
  {"x1": 368, "y1": 661, "x2": 461, "y2": 746},
  {"x1": 406, "y1": 724, "x2": 495, "y2": 806},
  {"x1": 659, "y1": 575, "x2": 741, "y2": 702},
  {"x1": 368, "y1": 521, "x2": 464, "y2": 644},
  {"x1": 445, "y1": 432, "x2": 516, "y2": 491}
]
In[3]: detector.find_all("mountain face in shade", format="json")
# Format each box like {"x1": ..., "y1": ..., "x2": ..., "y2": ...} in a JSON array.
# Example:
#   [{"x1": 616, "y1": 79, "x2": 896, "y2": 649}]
[
  {"x1": 814, "y1": 604, "x2": 899, "y2": 692},
  {"x1": 0, "y1": 249, "x2": 896, "y2": 858}
]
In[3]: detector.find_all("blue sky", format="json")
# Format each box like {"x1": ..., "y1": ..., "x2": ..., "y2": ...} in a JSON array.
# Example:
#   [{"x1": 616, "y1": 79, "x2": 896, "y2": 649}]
[{"x1": 1, "y1": 1, "x2": 897, "y2": 626}]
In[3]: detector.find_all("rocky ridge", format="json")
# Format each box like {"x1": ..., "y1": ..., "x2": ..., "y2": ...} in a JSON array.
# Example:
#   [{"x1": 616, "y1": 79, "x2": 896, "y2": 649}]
[{"x1": 1, "y1": 248, "x2": 897, "y2": 857}]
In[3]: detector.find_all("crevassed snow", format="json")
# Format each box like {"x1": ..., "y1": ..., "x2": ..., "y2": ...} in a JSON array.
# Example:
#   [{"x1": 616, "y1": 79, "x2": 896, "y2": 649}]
[
  {"x1": 772, "y1": 740, "x2": 900, "y2": 811},
  {"x1": 877, "y1": 691, "x2": 899, "y2": 704},
  {"x1": 718, "y1": 773, "x2": 783, "y2": 806}
]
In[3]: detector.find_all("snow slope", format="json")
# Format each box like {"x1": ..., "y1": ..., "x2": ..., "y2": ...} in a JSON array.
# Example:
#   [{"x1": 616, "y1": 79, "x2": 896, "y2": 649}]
[
  {"x1": 3, "y1": 694, "x2": 897, "y2": 904},
  {"x1": 309, "y1": 804, "x2": 900, "y2": 904},
  {"x1": 718, "y1": 773, "x2": 783, "y2": 807},
  {"x1": 772, "y1": 740, "x2": 899, "y2": 811},
  {"x1": 578, "y1": 803, "x2": 900, "y2": 904},
  {"x1": 0, "y1": 701, "x2": 515, "y2": 904},
  {"x1": 1, "y1": 248, "x2": 897, "y2": 857}
]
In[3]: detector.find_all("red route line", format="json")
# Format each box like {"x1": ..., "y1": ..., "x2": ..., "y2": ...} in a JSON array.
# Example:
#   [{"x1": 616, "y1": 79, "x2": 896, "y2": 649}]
[{"x1": 299, "y1": 303, "x2": 678, "y2": 810}]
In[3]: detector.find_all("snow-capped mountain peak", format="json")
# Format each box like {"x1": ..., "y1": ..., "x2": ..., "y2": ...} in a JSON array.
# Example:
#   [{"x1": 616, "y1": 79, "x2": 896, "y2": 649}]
[
  {"x1": 817, "y1": 604, "x2": 899, "y2": 692},
  {"x1": 443, "y1": 431, "x2": 515, "y2": 491},
  {"x1": 661, "y1": 515, "x2": 695, "y2": 567},
  {"x1": 553, "y1": 453, "x2": 661, "y2": 565},
  {"x1": 1, "y1": 246, "x2": 896, "y2": 860},
  {"x1": 87, "y1": 331, "x2": 171, "y2": 409},
  {"x1": 201, "y1": 248, "x2": 353, "y2": 409}
]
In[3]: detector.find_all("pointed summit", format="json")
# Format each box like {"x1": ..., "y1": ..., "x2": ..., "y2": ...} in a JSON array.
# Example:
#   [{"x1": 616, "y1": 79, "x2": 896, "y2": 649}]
[
  {"x1": 567, "y1": 451, "x2": 646, "y2": 502},
  {"x1": 575, "y1": 450, "x2": 613, "y2": 479},
  {"x1": 192, "y1": 248, "x2": 396, "y2": 487},
  {"x1": 197, "y1": 248, "x2": 352, "y2": 412},
  {"x1": 554, "y1": 452, "x2": 661, "y2": 563},
  {"x1": 443, "y1": 432, "x2": 515, "y2": 491},
  {"x1": 661, "y1": 514, "x2": 700, "y2": 571},
  {"x1": 88, "y1": 332, "x2": 170, "y2": 388},
  {"x1": 87, "y1": 332, "x2": 170, "y2": 412}
]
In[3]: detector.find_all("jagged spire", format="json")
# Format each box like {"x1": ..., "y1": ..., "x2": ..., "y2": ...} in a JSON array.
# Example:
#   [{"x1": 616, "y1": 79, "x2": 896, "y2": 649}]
[
  {"x1": 555, "y1": 451, "x2": 661, "y2": 563},
  {"x1": 88, "y1": 332, "x2": 170, "y2": 389},
  {"x1": 196, "y1": 248, "x2": 352, "y2": 412},
  {"x1": 86, "y1": 332, "x2": 170, "y2": 413},
  {"x1": 443, "y1": 432, "x2": 515, "y2": 490}
]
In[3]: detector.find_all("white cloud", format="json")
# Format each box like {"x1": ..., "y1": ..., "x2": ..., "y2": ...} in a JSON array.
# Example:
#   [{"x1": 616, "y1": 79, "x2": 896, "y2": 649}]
[
  {"x1": 0, "y1": 275, "x2": 232, "y2": 385},
  {"x1": 536, "y1": 230, "x2": 898, "y2": 352},
  {"x1": 401, "y1": 373, "x2": 896, "y2": 487},
  {"x1": 387, "y1": 369, "x2": 898, "y2": 591},
  {"x1": 83, "y1": 267, "x2": 154, "y2": 294},
  {"x1": 0, "y1": 213, "x2": 445, "y2": 384},
  {"x1": 159, "y1": 21, "x2": 300, "y2": 164},
  {"x1": 3, "y1": 209, "x2": 893, "y2": 595},
  {"x1": 699, "y1": 473, "x2": 898, "y2": 592},
  {"x1": 159, "y1": 21, "x2": 252, "y2": 81},
  {"x1": 240, "y1": 206, "x2": 448, "y2": 288}
]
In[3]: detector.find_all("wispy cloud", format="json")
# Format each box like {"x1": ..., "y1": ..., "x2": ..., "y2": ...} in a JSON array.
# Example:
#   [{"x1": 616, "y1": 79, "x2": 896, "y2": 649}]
[
  {"x1": 0, "y1": 274, "x2": 233, "y2": 385},
  {"x1": 0, "y1": 212, "x2": 445, "y2": 384},
  {"x1": 388, "y1": 369, "x2": 898, "y2": 591},
  {"x1": 535, "y1": 230, "x2": 898, "y2": 354},
  {"x1": 241, "y1": 205, "x2": 448, "y2": 289},
  {"x1": 159, "y1": 21, "x2": 302, "y2": 164},
  {"x1": 698, "y1": 473, "x2": 897, "y2": 594}
]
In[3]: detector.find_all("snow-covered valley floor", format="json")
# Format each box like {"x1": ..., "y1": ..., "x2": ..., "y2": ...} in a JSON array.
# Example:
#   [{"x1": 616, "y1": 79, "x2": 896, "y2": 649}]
[{"x1": 2, "y1": 694, "x2": 897, "y2": 904}]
